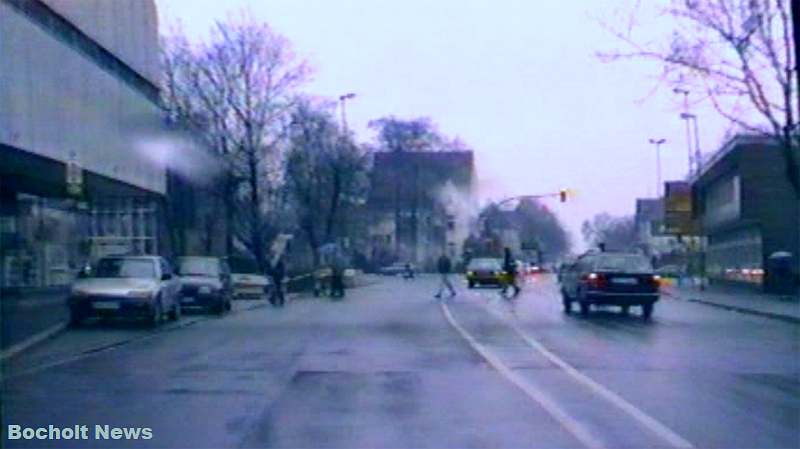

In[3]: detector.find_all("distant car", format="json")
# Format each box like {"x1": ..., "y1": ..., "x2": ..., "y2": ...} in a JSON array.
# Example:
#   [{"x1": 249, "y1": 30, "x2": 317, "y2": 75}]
[
  {"x1": 655, "y1": 264, "x2": 686, "y2": 278},
  {"x1": 67, "y1": 256, "x2": 182, "y2": 327},
  {"x1": 528, "y1": 264, "x2": 547, "y2": 275},
  {"x1": 177, "y1": 256, "x2": 233, "y2": 314},
  {"x1": 465, "y1": 257, "x2": 504, "y2": 288},
  {"x1": 228, "y1": 257, "x2": 270, "y2": 300},
  {"x1": 560, "y1": 252, "x2": 660, "y2": 319},
  {"x1": 378, "y1": 262, "x2": 412, "y2": 276}
]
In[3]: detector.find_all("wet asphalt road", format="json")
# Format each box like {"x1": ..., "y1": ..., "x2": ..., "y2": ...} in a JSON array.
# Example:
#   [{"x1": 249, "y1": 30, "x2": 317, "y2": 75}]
[{"x1": 1, "y1": 275, "x2": 798, "y2": 449}]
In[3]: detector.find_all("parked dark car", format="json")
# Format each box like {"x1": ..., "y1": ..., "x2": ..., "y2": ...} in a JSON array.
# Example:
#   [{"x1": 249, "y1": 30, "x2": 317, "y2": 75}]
[
  {"x1": 176, "y1": 256, "x2": 233, "y2": 314},
  {"x1": 560, "y1": 252, "x2": 660, "y2": 319}
]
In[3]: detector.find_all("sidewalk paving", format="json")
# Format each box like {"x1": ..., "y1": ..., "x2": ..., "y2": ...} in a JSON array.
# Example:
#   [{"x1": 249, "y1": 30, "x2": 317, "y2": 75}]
[{"x1": 663, "y1": 283, "x2": 800, "y2": 324}]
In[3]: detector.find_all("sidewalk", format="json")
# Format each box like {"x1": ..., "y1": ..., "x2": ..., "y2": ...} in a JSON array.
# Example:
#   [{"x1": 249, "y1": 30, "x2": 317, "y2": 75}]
[
  {"x1": 663, "y1": 283, "x2": 800, "y2": 324},
  {"x1": 1, "y1": 287, "x2": 71, "y2": 360}
]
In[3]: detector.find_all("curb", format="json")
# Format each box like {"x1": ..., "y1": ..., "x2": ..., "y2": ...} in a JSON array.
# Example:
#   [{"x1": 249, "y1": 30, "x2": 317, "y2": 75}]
[
  {"x1": 0, "y1": 322, "x2": 68, "y2": 362},
  {"x1": 663, "y1": 289, "x2": 800, "y2": 325}
]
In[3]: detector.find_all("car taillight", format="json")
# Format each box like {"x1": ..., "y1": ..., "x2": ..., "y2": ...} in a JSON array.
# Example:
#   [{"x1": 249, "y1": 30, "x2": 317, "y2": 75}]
[
  {"x1": 650, "y1": 274, "x2": 661, "y2": 288},
  {"x1": 582, "y1": 272, "x2": 607, "y2": 289}
]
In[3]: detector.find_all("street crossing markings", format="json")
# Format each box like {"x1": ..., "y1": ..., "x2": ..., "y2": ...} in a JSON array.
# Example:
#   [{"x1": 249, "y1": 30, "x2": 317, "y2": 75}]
[
  {"x1": 440, "y1": 302, "x2": 605, "y2": 449},
  {"x1": 479, "y1": 301, "x2": 695, "y2": 449}
]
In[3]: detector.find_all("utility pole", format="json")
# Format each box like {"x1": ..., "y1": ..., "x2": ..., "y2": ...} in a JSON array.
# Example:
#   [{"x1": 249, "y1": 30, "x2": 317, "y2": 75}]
[
  {"x1": 673, "y1": 88, "x2": 693, "y2": 175},
  {"x1": 338, "y1": 92, "x2": 356, "y2": 134},
  {"x1": 648, "y1": 138, "x2": 666, "y2": 197}
]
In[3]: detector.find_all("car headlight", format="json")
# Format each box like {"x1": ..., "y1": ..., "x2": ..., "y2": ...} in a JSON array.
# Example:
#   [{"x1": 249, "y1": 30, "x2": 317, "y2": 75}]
[
  {"x1": 71, "y1": 289, "x2": 90, "y2": 298},
  {"x1": 127, "y1": 290, "x2": 154, "y2": 299},
  {"x1": 467, "y1": 271, "x2": 474, "y2": 276},
  {"x1": 198, "y1": 286, "x2": 212, "y2": 295}
]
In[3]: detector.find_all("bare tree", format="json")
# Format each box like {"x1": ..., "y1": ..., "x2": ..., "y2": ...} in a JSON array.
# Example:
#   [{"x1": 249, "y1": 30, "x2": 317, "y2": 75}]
[
  {"x1": 285, "y1": 100, "x2": 370, "y2": 266},
  {"x1": 161, "y1": 19, "x2": 310, "y2": 271},
  {"x1": 600, "y1": 0, "x2": 798, "y2": 195},
  {"x1": 582, "y1": 213, "x2": 638, "y2": 251}
]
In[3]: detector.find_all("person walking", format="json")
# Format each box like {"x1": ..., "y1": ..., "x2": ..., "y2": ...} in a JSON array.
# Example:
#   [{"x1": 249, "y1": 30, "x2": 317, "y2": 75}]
[
  {"x1": 434, "y1": 252, "x2": 456, "y2": 301},
  {"x1": 501, "y1": 247, "x2": 520, "y2": 298},
  {"x1": 267, "y1": 256, "x2": 286, "y2": 307},
  {"x1": 330, "y1": 248, "x2": 346, "y2": 299}
]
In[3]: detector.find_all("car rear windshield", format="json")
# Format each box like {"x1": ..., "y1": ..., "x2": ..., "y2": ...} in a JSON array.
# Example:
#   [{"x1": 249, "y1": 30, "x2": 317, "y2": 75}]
[
  {"x1": 469, "y1": 258, "x2": 502, "y2": 270},
  {"x1": 178, "y1": 258, "x2": 220, "y2": 276},
  {"x1": 592, "y1": 255, "x2": 653, "y2": 272},
  {"x1": 95, "y1": 258, "x2": 156, "y2": 279}
]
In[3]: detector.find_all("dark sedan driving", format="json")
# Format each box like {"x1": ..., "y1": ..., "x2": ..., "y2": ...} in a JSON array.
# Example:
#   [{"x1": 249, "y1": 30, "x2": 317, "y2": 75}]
[{"x1": 559, "y1": 252, "x2": 660, "y2": 319}]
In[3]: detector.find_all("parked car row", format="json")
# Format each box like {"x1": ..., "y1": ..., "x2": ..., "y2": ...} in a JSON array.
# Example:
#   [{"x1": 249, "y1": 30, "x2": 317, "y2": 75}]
[{"x1": 67, "y1": 255, "x2": 268, "y2": 327}]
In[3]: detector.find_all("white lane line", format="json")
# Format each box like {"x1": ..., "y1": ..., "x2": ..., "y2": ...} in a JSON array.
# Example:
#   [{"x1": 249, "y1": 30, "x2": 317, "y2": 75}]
[
  {"x1": 481, "y1": 303, "x2": 695, "y2": 449},
  {"x1": 1, "y1": 322, "x2": 68, "y2": 362},
  {"x1": 440, "y1": 302, "x2": 605, "y2": 449}
]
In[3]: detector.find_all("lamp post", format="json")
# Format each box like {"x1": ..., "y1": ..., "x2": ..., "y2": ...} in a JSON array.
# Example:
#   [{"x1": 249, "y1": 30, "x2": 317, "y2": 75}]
[
  {"x1": 648, "y1": 138, "x2": 666, "y2": 197},
  {"x1": 338, "y1": 93, "x2": 356, "y2": 134},
  {"x1": 673, "y1": 88, "x2": 694, "y2": 175},
  {"x1": 680, "y1": 112, "x2": 702, "y2": 175}
]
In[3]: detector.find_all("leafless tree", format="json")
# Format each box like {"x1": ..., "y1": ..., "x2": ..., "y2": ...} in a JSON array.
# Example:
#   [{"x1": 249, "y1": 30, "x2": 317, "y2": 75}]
[
  {"x1": 582, "y1": 213, "x2": 638, "y2": 251},
  {"x1": 161, "y1": 19, "x2": 310, "y2": 271},
  {"x1": 284, "y1": 100, "x2": 371, "y2": 266},
  {"x1": 600, "y1": 0, "x2": 798, "y2": 196}
]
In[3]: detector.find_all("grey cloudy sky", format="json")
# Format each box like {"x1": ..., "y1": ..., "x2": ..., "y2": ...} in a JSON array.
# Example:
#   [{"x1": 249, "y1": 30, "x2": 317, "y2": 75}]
[{"x1": 156, "y1": 0, "x2": 732, "y2": 251}]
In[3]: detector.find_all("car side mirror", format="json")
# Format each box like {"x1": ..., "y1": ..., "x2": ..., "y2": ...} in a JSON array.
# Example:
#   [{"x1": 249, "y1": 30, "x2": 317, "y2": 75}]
[{"x1": 161, "y1": 273, "x2": 172, "y2": 281}]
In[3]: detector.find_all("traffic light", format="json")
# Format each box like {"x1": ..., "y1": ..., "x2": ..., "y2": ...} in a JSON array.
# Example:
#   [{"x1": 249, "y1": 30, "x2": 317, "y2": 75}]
[{"x1": 559, "y1": 189, "x2": 568, "y2": 203}]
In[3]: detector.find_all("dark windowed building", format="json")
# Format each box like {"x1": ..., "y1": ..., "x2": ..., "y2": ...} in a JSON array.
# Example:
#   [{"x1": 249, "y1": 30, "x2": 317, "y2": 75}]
[{"x1": 691, "y1": 135, "x2": 799, "y2": 293}]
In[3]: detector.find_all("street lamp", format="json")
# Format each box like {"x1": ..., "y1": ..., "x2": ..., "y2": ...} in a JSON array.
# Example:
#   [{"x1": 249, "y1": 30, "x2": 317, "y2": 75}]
[
  {"x1": 648, "y1": 138, "x2": 666, "y2": 197},
  {"x1": 673, "y1": 87, "x2": 694, "y2": 175},
  {"x1": 338, "y1": 92, "x2": 356, "y2": 134},
  {"x1": 680, "y1": 112, "x2": 702, "y2": 175}
]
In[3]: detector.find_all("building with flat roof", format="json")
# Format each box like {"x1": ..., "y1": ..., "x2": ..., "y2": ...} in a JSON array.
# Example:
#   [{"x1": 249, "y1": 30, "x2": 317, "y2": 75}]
[
  {"x1": 0, "y1": 0, "x2": 166, "y2": 290},
  {"x1": 690, "y1": 135, "x2": 799, "y2": 292}
]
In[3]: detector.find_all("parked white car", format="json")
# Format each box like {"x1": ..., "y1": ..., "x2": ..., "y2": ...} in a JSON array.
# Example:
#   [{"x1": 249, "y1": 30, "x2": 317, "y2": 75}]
[{"x1": 67, "y1": 256, "x2": 182, "y2": 326}]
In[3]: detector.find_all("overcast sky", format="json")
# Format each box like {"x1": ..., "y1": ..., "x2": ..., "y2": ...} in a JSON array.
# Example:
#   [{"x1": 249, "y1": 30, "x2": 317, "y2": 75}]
[{"x1": 156, "y1": 0, "x2": 732, "y2": 251}]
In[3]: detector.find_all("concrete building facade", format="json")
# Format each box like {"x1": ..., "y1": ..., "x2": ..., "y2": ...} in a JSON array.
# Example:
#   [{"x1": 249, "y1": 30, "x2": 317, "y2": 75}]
[
  {"x1": 0, "y1": 0, "x2": 165, "y2": 290},
  {"x1": 690, "y1": 135, "x2": 799, "y2": 292}
]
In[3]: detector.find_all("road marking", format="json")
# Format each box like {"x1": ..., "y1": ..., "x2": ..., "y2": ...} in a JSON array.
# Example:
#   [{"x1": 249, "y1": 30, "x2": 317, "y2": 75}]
[
  {"x1": 480, "y1": 301, "x2": 695, "y2": 449},
  {"x1": 440, "y1": 302, "x2": 605, "y2": 449},
  {"x1": 1, "y1": 322, "x2": 68, "y2": 362}
]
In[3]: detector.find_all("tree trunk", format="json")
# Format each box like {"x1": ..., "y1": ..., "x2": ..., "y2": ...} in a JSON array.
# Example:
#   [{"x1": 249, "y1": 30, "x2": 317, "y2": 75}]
[{"x1": 324, "y1": 171, "x2": 342, "y2": 243}]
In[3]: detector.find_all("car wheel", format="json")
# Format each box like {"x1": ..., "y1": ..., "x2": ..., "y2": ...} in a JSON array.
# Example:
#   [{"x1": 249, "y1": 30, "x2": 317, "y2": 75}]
[
  {"x1": 225, "y1": 296, "x2": 233, "y2": 311},
  {"x1": 620, "y1": 305, "x2": 630, "y2": 316},
  {"x1": 642, "y1": 303, "x2": 654, "y2": 320},
  {"x1": 169, "y1": 300, "x2": 181, "y2": 321},
  {"x1": 579, "y1": 302, "x2": 590, "y2": 316},
  {"x1": 69, "y1": 309, "x2": 84, "y2": 328},
  {"x1": 148, "y1": 300, "x2": 162, "y2": 327},
  {"x1": 468, "y1": 281, "x2": 474, "y2": 289},
  {"x1": 212, "y1": 299, "x2": 225, "y2": 315},
  {"x1": 561, "y1": 291, "x2": 572, "y2": 314}
]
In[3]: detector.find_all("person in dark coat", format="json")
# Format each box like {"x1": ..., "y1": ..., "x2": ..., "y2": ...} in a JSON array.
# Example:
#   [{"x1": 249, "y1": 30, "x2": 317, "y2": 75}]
[
  {"x1": 434, "y1": 253, "x2": 456, "y2": 301},
  {"x1": 501, "y1": 247, "x2": 520, "y2": 298},
  {"x1": 267, "y1": 257, "x2": 286, "y2": 307}
]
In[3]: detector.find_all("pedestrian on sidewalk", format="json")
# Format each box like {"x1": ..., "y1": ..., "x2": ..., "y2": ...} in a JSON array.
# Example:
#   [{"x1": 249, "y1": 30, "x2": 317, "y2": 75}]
[
  {"x1": 330, "y1": 248, "x2": 346, "y2": 299},
  {"x1": 434, "y1": 252, "x2": 456, "y2": 301},
  {"x1": 500, "y1": 247, "x2": 520, "y2": 298},
  {"x1": 267, "y1": 256, "x2": 286, "y2": 307}
]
